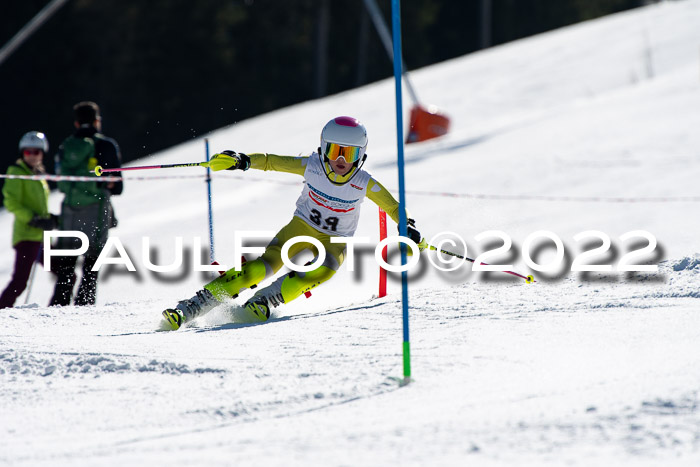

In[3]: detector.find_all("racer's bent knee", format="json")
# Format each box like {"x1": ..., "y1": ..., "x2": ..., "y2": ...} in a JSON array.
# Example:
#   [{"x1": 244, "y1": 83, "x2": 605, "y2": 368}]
[{"x1": 279, "y1": 265, "x2": 336, "y2": 303}]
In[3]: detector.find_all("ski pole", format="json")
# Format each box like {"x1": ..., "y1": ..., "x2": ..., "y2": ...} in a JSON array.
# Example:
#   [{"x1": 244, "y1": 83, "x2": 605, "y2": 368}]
[
  {"x1": 417, "y1": 239, "x2": 535, "y2": 283},
  {"x1": 23, "y1": 245, "x2": 43, "y2": 305},
  {"x1": 94, "y1": 162, "x2": 208, "y2": 176},
  {"x1": 23, "y1": 256, "x2": 39, "y2": 305}
]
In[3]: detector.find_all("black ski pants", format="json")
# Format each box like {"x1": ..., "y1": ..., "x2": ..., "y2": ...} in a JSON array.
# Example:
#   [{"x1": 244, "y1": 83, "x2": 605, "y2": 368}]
[{"x1": 49, "y1": 255, "x2": 100, "y2": 306}]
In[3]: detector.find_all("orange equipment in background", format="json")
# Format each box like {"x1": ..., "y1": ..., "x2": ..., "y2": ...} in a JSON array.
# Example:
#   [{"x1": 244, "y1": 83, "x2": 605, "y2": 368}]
[{"x1": 405, "y1": 105, "x2": 450, "y2": 144}]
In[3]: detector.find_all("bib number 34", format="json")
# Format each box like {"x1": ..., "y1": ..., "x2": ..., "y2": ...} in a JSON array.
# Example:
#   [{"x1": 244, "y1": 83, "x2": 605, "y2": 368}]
[{"x1": 309, "y1": 209, "x2": 339, "y2": 232}]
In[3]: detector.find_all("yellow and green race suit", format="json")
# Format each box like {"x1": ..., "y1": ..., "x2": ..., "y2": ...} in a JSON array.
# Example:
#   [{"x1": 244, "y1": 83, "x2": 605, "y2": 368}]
[{"x1": 204, "y1": 152, "x2": 404, "y2": 316}]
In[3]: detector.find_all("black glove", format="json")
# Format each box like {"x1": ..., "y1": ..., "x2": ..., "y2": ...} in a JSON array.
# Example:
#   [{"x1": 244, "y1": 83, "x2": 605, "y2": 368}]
[
  {"x1": 28, "y1": 214, "x2": 58, "y2": 230},
  {"x1": 398, "y1": 218, "x2": 421, "y2": 244},
  {"x1": 210, "y1": 150, "x2": 251, "y2": 171}
]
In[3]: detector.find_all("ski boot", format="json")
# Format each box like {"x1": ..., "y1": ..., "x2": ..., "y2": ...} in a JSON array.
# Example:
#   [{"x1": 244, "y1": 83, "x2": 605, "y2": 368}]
[
  {"x1": 244, "y1": 288, "x2": 285, "y2": 322},
  {"x1": 162, "y1": 289, "x2": 220, "y2": 330},
  {"x1": 162, "y1": 308, "x2": 185, "y2": 330}
]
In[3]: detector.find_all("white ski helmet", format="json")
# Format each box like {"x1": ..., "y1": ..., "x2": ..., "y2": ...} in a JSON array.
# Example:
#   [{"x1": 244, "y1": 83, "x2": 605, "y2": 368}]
[
  {"x1": 320, "y1": 116, "x2": 368, "y2": 164},
  {"x1": 19, "y1": 131, "x2": 49, "y2": 154}
]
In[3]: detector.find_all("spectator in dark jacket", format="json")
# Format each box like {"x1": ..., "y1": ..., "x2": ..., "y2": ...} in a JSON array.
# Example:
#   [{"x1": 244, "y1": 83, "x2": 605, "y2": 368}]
[{"x1": 50, "y1": 101, "x2": 123, "y2": 306}]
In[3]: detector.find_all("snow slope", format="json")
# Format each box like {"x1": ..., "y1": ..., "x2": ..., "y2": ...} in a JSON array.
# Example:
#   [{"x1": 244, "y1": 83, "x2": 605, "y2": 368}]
[{"x1": 2, "y1": 1, "x2": 700, "y2": 465}]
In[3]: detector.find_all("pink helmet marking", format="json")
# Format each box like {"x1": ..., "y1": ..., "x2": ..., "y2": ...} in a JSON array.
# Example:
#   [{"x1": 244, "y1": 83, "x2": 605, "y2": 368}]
[{"x1": 334, "y1": 116, "x2": 359, "y2": 127}]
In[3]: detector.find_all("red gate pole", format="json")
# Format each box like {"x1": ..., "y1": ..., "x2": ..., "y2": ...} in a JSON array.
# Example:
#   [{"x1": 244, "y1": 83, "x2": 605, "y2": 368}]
[{"x1": 378, "y1": 207, "x2": 388, "y2": 298}]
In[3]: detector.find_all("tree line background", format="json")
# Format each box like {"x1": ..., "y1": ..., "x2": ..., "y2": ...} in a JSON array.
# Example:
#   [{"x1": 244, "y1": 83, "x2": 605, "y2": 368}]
[{"x1": 1, "y1": 0, "x2": 647, "y2": 200}]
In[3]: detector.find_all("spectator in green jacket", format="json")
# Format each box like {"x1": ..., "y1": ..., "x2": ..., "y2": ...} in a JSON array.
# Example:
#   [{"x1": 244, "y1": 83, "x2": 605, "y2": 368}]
[
  {"x1": 50, "y1": 101, "x2": 123, "y2": 306},
  {"x1": 1, "y1": 131, "x2": 58, "y2": 309}
]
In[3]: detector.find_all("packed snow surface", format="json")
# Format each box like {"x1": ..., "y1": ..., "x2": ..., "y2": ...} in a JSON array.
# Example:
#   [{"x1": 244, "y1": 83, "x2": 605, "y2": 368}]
[{"x1": 2, "y1": 1, "x2": 700, "y2": 465}]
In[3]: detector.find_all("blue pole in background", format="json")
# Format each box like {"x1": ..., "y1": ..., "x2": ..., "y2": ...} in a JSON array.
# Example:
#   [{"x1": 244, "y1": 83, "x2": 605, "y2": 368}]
[
  {"x1": 205, "y1": 138, "x2": 215, "y2": 264},
  {"x1": 391, "y1": 0, "x2": 411, "y2": 383}
]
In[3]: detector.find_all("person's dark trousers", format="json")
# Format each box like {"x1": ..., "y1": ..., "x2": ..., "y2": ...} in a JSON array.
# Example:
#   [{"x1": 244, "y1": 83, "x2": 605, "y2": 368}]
[
  {"x1": 49, "y1": 255, "x2": 77, "y2": 306},
  {"x1": 75, "y1": 255, "x2": 99, "y2": 306},
  {"x1": 49, "y1": 254, "x2": 100, "y2": 306},
  {"x1": 0, "y1": 241, "x2": 42, "y2": 309}
]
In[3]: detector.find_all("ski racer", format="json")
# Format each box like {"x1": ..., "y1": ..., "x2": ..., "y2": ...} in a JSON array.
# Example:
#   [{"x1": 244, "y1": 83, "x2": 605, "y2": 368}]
[{"x1": 162, "y1": 116, "x2": 421, "y2": 330}]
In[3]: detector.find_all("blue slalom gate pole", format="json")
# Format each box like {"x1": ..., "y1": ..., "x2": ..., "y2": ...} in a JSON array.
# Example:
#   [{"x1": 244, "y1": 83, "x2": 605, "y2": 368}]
[
  {"x1": 391, "y1": 0, "x2": 411, "y2": 383},
  {"x1": 205, "y1": 138, "x2": 215, "y2": 264}
]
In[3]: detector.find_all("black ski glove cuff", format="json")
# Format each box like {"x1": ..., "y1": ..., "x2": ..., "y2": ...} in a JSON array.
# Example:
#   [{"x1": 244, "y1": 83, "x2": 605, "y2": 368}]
[
  {"x1": 220, "y1": 150, "x2": 251, "y2": 171},
  {"x1": 28, "y1": 214, "x2": 58, "y2": 230},
  {"x1": 398, "y1": 218, "x2": 421, "y2": 244}
]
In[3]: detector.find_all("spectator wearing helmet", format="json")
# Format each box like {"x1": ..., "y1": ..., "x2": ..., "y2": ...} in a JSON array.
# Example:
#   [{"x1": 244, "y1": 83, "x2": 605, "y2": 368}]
[
  {"x1": 161, "y1": 116, "x2": 422, "y2": 330},
  {"x1": 49, "y1": 101, "x2": 123, "y2": 306},
  {"x1": 0, "y1": 131, "x2": 58, "y2": 309}
]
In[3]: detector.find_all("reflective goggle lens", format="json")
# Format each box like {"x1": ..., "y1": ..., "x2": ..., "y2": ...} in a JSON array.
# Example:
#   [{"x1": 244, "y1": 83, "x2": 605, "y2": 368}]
[
  {"x1": 324, "y1": 143, "x2": 361, "y2": 163},
  {"x1": 23, "y1": 149, "x2": 41, "y2": 156}
]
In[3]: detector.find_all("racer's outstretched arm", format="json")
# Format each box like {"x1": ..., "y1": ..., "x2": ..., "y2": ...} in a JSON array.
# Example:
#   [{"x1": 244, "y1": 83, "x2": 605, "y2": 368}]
[
  {"x1": 209, "y1": 150, "x2": 306, "y2": 176},
  {"x1": 249, "y1": 153, "x2": 307, "y2": 176}
]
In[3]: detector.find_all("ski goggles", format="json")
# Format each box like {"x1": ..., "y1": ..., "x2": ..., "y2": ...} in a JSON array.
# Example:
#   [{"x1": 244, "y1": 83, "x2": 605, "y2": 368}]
[{"x1": 323, "y1": 142, "x2": 363, "y2": 163}]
